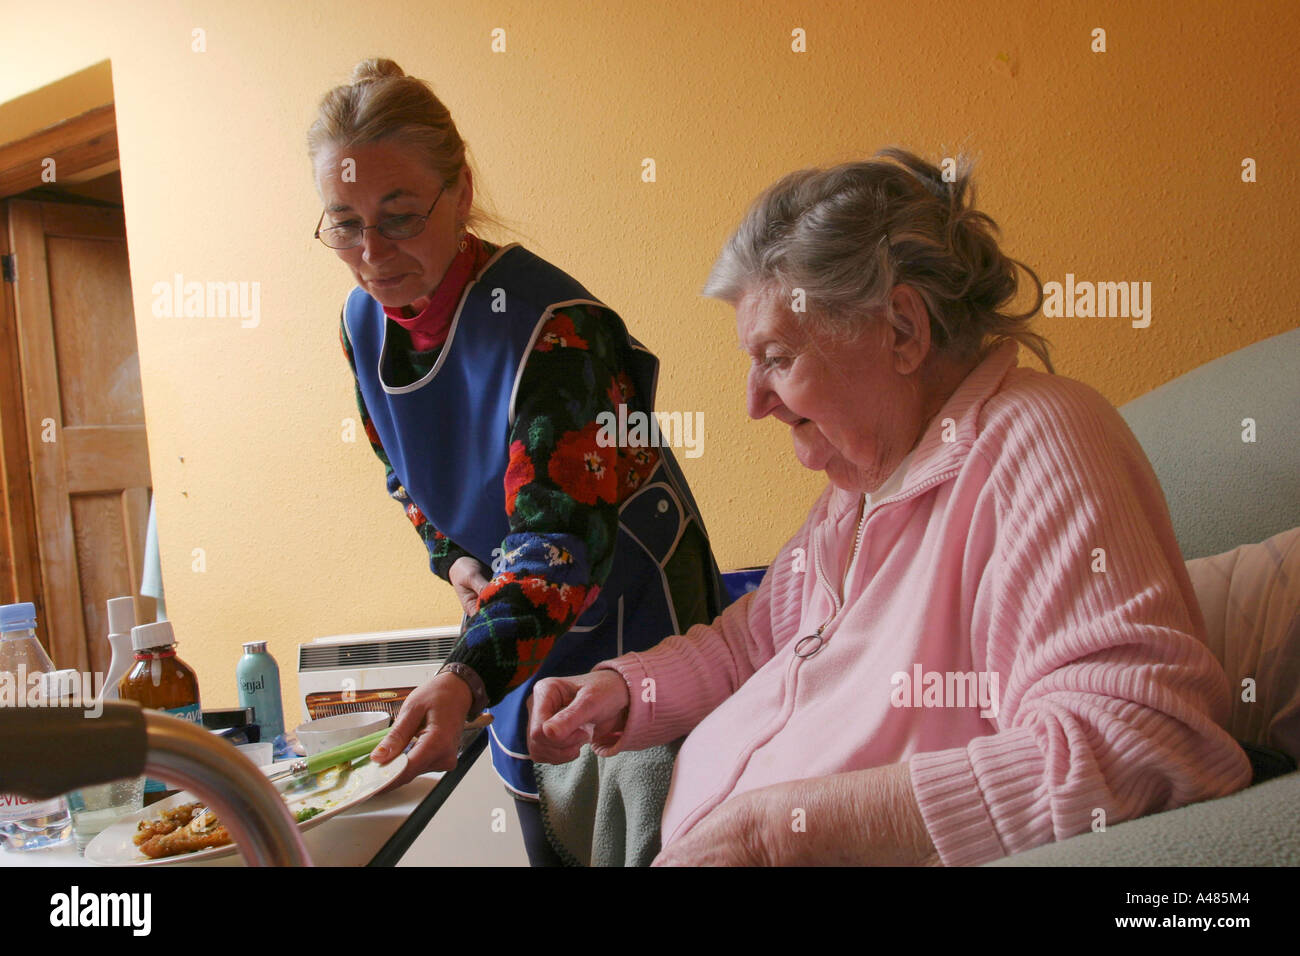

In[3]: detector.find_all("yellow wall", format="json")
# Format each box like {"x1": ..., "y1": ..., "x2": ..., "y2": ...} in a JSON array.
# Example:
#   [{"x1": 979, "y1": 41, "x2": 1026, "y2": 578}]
[
  {"x1": 0, "y1": 60, "x2": 113, "y2": 143},
  {"x1": 2, "y1": 0, "x2": 1296, "y2": 715}
]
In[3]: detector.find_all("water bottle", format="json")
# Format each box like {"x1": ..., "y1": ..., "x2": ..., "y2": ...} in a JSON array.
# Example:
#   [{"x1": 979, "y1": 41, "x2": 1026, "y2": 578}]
[{"x1": 0, "y1": 602, "x2": 73, "y2": 851}]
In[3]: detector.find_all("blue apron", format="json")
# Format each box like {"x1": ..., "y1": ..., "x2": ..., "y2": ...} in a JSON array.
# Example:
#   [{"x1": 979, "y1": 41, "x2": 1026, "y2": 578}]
[{"x1": 344, "y1": 243, "x2": 724, "y2": 795}]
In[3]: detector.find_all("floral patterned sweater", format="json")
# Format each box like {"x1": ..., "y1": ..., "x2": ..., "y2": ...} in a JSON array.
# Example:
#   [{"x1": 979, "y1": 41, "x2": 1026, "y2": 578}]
[{"x1": 340, "y1": 238, "x2": 661, "y2": 707}]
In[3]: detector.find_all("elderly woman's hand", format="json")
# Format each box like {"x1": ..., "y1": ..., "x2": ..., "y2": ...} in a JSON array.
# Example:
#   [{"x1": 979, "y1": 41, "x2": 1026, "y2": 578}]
[
  {"x1": 526, "y1": 670, "x2": 631, "y2": 763},
  {"x1": 651, "y1": 788, "x2": 772, "y2": 866},
  {"x1": 652, "y1": 764, "x2": 942, "y2": 866}
]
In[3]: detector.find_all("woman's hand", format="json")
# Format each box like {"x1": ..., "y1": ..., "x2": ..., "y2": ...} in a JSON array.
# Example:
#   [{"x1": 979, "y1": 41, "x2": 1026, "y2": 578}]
[
  {"x1": 652, "y1": 765, "x2": 942, "y2": 866},
  {"x1": 449, "y1": 555, "x2": 491, "y2": 617},
  {"x1": 651, "y1": 789, "x2": 770, "y2": 866},
  {"x1": 371, "y1": 671, "x2": 473, "y2": 787},
  {"x1": 526, "y1": 670, "x2": 631, "y2": 764}
]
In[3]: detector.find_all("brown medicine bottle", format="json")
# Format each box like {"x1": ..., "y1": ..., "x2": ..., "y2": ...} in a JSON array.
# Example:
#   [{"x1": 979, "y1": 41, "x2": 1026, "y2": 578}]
[{"x1": 118, "y1": 621, "x2": 202, "y2": 804}]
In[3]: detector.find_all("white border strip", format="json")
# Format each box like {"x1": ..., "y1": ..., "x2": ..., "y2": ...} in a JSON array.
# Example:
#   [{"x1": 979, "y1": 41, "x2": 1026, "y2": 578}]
[{"x1": 380, "y1": 242, "x2": 521, "y2": 395}]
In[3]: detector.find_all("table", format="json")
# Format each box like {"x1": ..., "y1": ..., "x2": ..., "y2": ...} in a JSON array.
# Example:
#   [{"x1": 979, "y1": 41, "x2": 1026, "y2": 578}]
[{"x1": 0, "y1": 728, "x2": 489, "y2": 867}]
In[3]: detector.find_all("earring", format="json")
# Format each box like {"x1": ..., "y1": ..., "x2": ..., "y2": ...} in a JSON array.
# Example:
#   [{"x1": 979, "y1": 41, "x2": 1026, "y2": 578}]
[{"x1": 457, "y1": 224, "x2": 468, "y2": 253}]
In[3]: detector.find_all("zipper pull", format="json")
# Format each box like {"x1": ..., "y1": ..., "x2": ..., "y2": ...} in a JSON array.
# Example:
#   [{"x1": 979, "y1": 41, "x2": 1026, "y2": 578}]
[{"x1": 793, "y1": 624, "x2": 826, "y2": 659}]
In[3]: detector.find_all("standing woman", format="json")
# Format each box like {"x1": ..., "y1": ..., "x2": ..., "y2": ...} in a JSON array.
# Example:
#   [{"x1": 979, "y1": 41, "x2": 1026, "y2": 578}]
[{"x1": 307, "y1": 58, "x2": 726, "y2": 863}]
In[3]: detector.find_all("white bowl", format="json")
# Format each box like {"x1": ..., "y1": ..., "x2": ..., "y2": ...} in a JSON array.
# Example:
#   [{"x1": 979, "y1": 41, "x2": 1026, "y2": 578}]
[
  {"x1": 294, "y1": 711, "x2": 391, "y2": 756},
  {"x1": 234, "y1": 742, "x2": 273, "y2": 766}
]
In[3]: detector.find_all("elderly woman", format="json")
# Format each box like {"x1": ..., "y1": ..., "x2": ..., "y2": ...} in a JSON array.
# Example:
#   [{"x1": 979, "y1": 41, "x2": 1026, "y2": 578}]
[{"x1": 527, "y1": 148, "x2": 1253, "y2": 865}]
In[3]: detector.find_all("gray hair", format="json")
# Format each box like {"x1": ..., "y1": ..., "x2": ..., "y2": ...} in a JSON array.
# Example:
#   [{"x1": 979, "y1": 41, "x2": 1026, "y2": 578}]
[{"x1": 702, "y1": 147, "x2": 1054, "y2": 373}]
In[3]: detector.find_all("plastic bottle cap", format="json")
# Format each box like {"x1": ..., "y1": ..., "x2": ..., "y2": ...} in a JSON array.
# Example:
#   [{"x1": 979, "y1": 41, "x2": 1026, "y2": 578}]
[
  {"x1": 131, "y1": 620, "x2": 176, "y2": 651},
  {"x1": 242, "y1": 641, "x2": 268, "y2": 654},
  {"x1": 107, "y1": 596, "x2": 136, "y2": 637},
  {"x1": 0, "y1": 602, "x2": 37, "y2": 634}
]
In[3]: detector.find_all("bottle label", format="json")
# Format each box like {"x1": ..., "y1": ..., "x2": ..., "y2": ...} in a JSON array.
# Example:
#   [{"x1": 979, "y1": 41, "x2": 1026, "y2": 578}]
[
  {"x1": 0, "y1": 792, "x2": 64, "y2": 822},
  {"x1": 237, "y1": 659, "x2": 285, "y2": 739},
  {"x1": 164, "y1": 703, "x2": 203, "y2": 724},
  {"x1": 143, "y1": 703, "x2": 204, "y2": 792}
]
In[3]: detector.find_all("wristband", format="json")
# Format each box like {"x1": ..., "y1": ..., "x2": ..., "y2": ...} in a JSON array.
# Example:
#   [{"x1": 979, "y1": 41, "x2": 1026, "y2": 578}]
[{"x1": 437, "y1": 661, "x2": 489, "y2": 721}]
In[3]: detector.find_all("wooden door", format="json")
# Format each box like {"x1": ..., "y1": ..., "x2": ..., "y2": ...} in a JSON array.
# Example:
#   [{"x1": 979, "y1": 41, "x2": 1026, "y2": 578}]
[{"x1": 2, "y1": 199, "x2": 153, "y2": 672}]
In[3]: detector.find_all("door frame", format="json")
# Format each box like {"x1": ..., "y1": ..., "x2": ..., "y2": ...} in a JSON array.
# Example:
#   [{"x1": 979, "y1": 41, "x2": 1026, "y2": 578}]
[
  {"x1": 0, "y1": 104, "x2": 117, "y2": 201},
  {"x1": 0, "y1": 103, "x2": 120, "y2": 642}
]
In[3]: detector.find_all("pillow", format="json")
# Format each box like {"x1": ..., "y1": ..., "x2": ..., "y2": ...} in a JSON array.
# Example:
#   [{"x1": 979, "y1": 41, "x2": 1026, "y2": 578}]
[{"x1": 1185, "y1": 525, "x2": 1300, "y2": 763}]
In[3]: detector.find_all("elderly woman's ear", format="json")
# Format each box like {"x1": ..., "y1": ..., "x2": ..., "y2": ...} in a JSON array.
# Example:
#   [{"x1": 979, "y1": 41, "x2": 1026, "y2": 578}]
[{"x1": 883, "y1": 283, "x2": 933, "y2": 376}]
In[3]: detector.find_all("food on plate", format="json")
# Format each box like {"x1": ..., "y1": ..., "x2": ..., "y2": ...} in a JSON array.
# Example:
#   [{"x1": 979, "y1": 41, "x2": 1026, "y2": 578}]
[
  {"x1": 134, "y1": 803, "x2": 232, "y2": 859},
  {"x1": 130, "y1": 771, "x2": 352, "y2": 858},
  {"x1": 132, "y1": 801, "x2": 203, "y2": 844}
]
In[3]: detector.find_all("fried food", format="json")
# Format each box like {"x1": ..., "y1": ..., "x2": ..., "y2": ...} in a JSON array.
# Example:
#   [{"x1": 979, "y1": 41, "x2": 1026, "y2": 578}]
[
  {"x1": 132, "y1": 762, "x2": 358, "y2": 859},
  {"x1": 134, "y1": 803, "x2": 233, "y2": 858},
  {"x1": 132, "y1": 801, "x2": 201, "y2": 845}
]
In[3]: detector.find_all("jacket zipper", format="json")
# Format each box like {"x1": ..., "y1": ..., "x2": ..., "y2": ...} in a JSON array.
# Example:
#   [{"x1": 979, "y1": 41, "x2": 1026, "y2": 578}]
[
  {"x1": 799, "y1": 495, "x2": 869, "y2": 656},
  {"x1": 799, "y1": 469, "x2": 961, "y2": 658},
  {"x1": 816, "y1": 496, "x2": 867, "y2": 616}
]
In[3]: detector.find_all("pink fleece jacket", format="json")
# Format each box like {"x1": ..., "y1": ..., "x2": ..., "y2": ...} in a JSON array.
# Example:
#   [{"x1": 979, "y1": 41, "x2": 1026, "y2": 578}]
[{"x1": 596, "y1": 340, "x2": 1253, "y2": 864}]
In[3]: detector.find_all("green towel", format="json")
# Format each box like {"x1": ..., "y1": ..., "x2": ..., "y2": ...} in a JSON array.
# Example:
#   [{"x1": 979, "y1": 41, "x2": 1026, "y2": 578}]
[{"x1": 534, "y1": 740, "x2": 681, "y2": 867}]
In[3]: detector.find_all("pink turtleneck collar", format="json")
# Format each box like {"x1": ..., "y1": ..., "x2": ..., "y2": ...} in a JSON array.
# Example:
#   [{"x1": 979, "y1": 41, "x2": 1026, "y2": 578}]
[{"x1": 382, "y1": 233, "x2": 490, "y2": 352}]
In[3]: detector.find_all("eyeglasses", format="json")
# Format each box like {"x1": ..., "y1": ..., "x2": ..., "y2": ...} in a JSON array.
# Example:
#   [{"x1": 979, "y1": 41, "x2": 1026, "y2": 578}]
[{"x1": 314, "y1": 184, "x2": 446, "y2": 250}]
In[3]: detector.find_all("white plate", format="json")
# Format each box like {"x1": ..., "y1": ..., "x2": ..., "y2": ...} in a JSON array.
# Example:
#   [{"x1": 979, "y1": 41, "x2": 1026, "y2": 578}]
[{"x1": 84, "y1": 754, "x2": 408, "y2": 866}]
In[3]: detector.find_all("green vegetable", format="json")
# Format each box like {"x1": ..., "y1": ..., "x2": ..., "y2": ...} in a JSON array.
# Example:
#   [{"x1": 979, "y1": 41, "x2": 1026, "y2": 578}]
[{"x1": 295, "y1": 806, "x2": 324, "y2": 823}]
